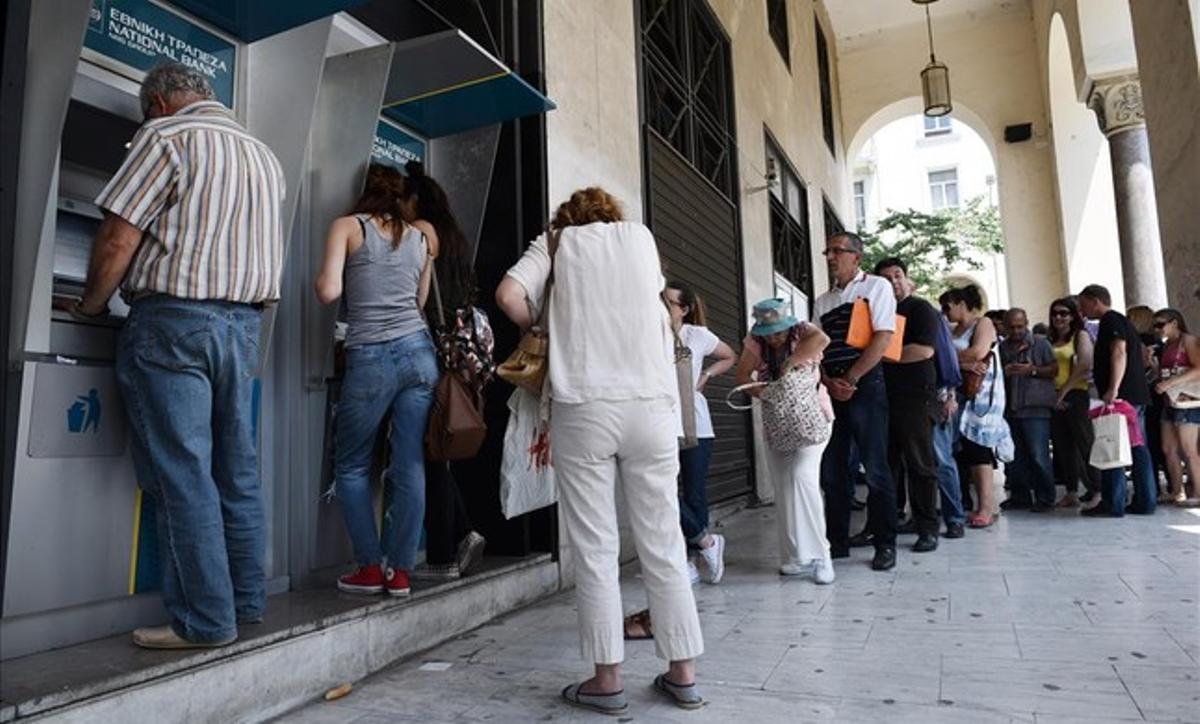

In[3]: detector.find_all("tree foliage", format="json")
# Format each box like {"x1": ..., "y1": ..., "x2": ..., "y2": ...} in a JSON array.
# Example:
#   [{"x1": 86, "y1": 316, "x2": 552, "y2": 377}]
[{"x1": 859, "y1": 195, "x2": 1004, "y2": 297}]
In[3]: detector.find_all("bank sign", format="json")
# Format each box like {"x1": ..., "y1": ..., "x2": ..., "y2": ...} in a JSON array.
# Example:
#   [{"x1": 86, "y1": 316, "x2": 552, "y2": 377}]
[
  {"x1": 86, "y1": 0, "x2": 236, "y2": 106},
  {"x1": 372, "y1": 120, "x2": 426, "y2": 173}
]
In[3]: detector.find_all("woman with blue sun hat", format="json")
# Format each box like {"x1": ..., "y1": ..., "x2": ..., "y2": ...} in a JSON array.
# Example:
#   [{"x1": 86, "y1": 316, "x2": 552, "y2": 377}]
[{"x1": 733, "y1": 298, "x2": 836, "y2": 584}]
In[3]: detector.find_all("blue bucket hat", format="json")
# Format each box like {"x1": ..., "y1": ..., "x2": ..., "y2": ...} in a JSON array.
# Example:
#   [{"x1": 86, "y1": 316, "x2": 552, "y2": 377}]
[{"x1": 750, "y1": 298, "x2": 799, "y2": 336}]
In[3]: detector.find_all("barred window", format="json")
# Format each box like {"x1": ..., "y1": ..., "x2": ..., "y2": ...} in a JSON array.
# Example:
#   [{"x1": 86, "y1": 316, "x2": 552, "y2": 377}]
[
  {"x1": 641, "y1": 0, "x2": 736, "y2": 198},
  {"x1": 766, "y1": 133, "x2": 812, "y2": 304},
  {"x1": 815, "y1": 18, "x2": 836, "y2": 156}
]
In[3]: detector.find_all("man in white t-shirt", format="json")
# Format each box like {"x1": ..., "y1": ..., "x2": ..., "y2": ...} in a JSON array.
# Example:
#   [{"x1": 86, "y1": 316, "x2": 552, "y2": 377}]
[{"x1": 812, "y1": 232, "x2": 899, "y2": 571}]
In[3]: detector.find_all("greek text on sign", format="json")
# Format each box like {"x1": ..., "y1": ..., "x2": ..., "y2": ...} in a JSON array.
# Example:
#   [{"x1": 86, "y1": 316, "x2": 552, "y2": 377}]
[
  {"x1": 372, "y1": 120, "x2": 426, "y2": 173},
  {"x1": 86, "y1": 0, "x2": 236, "y2": 106}
]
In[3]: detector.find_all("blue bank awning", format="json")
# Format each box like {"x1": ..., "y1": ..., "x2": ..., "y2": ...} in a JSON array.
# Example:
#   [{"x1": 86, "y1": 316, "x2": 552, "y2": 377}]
[
  {"x1": 169, "y1": 0, "x2": 369, "y2": 42},
  {"x1": 379, "y1": 30, "x2": 555, "y2": 138}
]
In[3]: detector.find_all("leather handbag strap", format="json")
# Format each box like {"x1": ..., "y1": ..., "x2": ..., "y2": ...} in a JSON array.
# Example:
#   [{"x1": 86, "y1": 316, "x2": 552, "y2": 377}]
[
  {"x1": 533, "y1": 229, "x2": 561, "y2": 328},
  {"x1": 429, "y1": 252, "x2": 445, "y2": 331}
]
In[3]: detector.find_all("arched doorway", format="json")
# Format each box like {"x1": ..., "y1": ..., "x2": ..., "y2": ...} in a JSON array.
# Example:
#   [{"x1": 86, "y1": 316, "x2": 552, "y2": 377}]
[
  {"x1": 849, "y1": 100, "x2": 1009, "y2": 308},
  {"x1": 1047, "y1": 13, "x2": 1124, "y2": 308}
]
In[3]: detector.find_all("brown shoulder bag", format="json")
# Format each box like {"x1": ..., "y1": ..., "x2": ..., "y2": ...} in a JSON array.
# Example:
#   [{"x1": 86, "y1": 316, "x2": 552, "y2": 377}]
[
  {"x1": 496, "y1": 230, "x2": 561, "y2": 393},
  {"x1": 425, "y1": 258, "x2": 487, "y2": 461}
]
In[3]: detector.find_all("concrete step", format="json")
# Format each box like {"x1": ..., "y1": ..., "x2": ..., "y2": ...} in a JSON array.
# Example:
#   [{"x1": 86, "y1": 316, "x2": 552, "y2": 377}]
[{"x1": 0, "y1": 555, "x2": 558, "y2": 723}]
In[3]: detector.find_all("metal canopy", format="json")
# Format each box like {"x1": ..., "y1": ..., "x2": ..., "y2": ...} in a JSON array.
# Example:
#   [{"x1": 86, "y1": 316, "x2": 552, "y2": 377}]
[
  {"x1": 380, "y1": 30, "x2": 555, "y2": 138},
  {"x1": 170, "y1": 0, "x2": 368, "y2": 42}
]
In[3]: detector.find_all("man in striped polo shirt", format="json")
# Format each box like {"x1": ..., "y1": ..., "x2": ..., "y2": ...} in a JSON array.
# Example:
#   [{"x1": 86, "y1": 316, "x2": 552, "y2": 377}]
[
  {"x1": 72, "y1": 63, "x2": 285, "y2": 649},
  {"x1": 812, "y1": 232, "x2": 898, "y2": 571}
]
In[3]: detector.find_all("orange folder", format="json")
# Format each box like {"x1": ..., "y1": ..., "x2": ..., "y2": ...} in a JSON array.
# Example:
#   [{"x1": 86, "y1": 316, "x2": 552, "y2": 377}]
[{"x1": 846, "y1": 298, "x2": 906, "y2": 362}]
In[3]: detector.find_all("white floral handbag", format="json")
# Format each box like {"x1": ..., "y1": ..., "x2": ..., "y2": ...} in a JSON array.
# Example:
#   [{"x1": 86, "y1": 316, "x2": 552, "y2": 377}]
[{"x1": 727, "y1": 361, "x2": 832, "y2": 451}]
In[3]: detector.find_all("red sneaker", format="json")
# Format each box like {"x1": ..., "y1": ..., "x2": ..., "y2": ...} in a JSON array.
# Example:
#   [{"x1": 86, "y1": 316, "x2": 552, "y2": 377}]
[
  {"x1": 337, "y1": 564, "x2": 384, "y2": 594},
  {"x1": 384, "y1": 567, "x2": 411, "y2": 597}
]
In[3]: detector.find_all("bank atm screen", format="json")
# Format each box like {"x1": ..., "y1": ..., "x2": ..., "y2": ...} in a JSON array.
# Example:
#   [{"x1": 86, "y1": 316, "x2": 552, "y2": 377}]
[{"x1": 53, "y1": 98, "x2": 140, "y2": 320}]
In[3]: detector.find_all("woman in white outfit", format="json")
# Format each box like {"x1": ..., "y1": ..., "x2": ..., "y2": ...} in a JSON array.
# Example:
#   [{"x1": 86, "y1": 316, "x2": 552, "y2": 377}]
[
  {"x1": 734, "y1": 298, "x2": 835, "y2": 583},
  {"x1": 496, "y1": 188, "x2": 704, "y2": 715}
]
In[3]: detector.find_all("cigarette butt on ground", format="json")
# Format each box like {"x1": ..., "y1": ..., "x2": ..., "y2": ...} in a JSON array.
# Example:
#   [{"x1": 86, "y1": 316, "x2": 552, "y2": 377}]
[{"x1": 324, "y1": 683, "x2": 353, "y2": 701}]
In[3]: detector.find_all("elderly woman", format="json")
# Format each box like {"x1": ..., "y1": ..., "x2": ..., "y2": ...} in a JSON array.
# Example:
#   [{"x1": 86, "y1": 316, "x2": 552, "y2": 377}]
[
  {"x1": 734, "y1": 299, "x2": 833, "y2": 582},
  {"x1": 496, "y1": 188, "x2": 704, "y2": 714}
]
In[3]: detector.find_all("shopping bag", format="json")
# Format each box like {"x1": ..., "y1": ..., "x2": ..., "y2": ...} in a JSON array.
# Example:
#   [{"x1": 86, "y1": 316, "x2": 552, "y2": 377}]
[
  {"x1": 1089, "y1": 411, "x2": 1132, "y2": 470},
  {"x1": 846, "y1": 299, "x2": 906, "y2": 362},
  {"x1": 499, "y1": 387, "x2": 557, "y2": 519}
]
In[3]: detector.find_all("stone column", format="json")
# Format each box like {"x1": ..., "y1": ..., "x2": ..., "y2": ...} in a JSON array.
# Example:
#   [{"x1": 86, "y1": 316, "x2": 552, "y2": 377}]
[{"x1": 1088, "y1": 76, "x2": 1169, "y2": 309}]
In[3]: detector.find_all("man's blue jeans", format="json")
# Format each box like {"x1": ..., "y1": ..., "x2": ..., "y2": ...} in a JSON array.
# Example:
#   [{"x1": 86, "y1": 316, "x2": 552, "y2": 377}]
[
  {"x1": 116, "y1": 296, "x2": 265, "y2": 644},
  {"x1": 1009, "y1": 417, "x2": 1055, "y2": 506},
  {"x1": 931, "y1": 417, "x2": 966, "y2": 527},
  {"x1": 679, "y1": 438, "x2": 714, "y2": 545},
  {"x1": 1101, "y1": 405, "x2": 1157, "y2": 516},
  {"x1": 821, "y1": 370, "x2": 897, "y2": 549},
  {"x1": 335, "y1": 331, "x2": 438, "y2": 570}
]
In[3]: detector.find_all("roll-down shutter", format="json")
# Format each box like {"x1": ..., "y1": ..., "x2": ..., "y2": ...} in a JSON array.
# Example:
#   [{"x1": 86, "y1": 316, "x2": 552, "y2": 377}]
[{"x1": 645, "y1": 130, "x2": 753, "y2": 503}]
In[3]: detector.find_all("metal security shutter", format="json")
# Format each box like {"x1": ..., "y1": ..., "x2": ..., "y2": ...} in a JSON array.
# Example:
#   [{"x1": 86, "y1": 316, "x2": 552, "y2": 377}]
[{"x1": 645, "y1": 130, "x2": 753, "y2": 503}]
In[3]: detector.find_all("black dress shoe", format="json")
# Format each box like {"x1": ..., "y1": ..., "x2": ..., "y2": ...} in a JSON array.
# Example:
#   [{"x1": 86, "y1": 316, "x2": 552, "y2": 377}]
[
  {"x1": 871, "y1": 548, "x2": 897, "y2": 571},
  {"x1": 1029, "y1": 502, "x2": 1053, "y2": 513},
  {"x1": 999, "y1": 498, "x2": 1031, "y2": 511},
  {"x1": 830, "y1": 545, "x2": 851, "y2": 559},
  {"x1": 1080, "y1": 503, "x2": 1114, "y2": 517},
  {"x1": 896, "y1": 519, "x2": 918, "y2": 535},
  {"x1": 912, "y1": 534, "x2": 939, "y2": 553},
  {"x1": 848, "y1": 530, "x2": 875, "y2": 548},
  {"x1": 944, "y1": 523, "x2": 965, "y2": 539}
]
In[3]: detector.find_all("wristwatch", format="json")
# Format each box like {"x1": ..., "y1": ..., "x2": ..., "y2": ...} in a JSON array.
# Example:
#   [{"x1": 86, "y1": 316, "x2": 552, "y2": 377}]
[
  {"x1": 845, "y1": 374, "x2": 860, "y2": 386},
  {"x1": 69, "y1": 300, "x2": 106, "y2": 321}
]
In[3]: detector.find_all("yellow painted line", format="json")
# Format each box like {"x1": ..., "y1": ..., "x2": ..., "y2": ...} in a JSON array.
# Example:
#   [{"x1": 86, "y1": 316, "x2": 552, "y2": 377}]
[
  {"x1": 128, "y1": 488, "x2": 143, "y2": 595},
  {"x1": 382, "y1": 71, "x2": 508, "y2": 107}
]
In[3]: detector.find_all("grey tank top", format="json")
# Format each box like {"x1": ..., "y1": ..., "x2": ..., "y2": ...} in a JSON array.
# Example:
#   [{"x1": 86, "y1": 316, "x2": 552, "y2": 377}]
[{"x1": 343, "y1": 215, "x2": 429, "y2": 348}]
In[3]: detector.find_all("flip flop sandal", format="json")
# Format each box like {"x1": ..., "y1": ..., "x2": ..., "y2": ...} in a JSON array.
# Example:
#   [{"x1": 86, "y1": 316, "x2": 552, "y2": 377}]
[
  {"x1": 652, "y1": 674, "x2": 704, "y2": 710},
  {"x1": 967, "y1": 513, "x2": 995, "y2": 529},
  {"x1": 623, "y1": 609, "x2": 654, "y2": 641},
  {"x1": 561, "y1": 683, "x2": 628, "y2": 716}
]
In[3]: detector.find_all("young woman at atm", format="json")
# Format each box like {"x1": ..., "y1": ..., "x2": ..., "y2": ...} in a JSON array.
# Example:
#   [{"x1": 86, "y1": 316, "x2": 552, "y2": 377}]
[{"x1": 315, "y1": 163, "x2": 445, "y2": 597}]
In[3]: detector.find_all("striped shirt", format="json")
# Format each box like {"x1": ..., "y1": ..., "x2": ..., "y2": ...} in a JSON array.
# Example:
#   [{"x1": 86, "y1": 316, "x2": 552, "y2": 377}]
[
  {"x1": 813, "y1": 269, "x2": 896, "y2": 376},
  {"x1": 95, "y1": 101, "x2": 286, "y2": 303}
]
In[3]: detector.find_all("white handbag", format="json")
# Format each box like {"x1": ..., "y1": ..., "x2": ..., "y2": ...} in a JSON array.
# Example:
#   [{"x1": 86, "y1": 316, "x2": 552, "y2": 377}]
[
  {"x1": 1089, "y1": 411, "x2": 1133, "y2": 470},
  {"x1": 727, "y1": 362, "x2": 832, "y2": 451},
  {"x1": 1166, "y1": 384, "x2": 1200, "y2": 410}
]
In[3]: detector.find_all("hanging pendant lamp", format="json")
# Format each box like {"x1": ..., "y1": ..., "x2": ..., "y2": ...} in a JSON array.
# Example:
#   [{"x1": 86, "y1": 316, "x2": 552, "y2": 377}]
[{"x1": 916, "y1": 0, "x2": 952, "y2": 116}]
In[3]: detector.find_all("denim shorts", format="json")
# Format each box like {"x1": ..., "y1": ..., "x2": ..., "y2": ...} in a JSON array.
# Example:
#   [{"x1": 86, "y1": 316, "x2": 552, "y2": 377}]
[{"x1": 1164, "y1": 405, "x2": 1200, "y2": 425}]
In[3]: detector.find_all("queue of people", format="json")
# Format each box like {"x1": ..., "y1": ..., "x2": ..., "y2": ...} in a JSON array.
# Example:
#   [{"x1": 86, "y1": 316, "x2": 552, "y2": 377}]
[{"x1": 73, "y1": 61, "x2": 1197, "y2": 718}]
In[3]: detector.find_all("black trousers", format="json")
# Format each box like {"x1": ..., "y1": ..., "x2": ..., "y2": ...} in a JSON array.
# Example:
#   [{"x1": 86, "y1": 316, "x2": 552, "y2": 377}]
[
  {"x1": 424, "y1": 460, "x2": 472, "y2": 565},
  {"x1": 887, "y1": 396, "x2": 941, "y2": 535},
  {"x1": 1050, "y1": 388, "x2": 1099, "y2": 495}
]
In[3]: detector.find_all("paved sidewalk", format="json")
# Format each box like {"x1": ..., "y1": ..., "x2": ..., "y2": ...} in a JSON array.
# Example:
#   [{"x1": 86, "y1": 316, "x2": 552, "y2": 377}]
[{"x1": 277, "y1": 503, "x2": 1200, "y2": 723}]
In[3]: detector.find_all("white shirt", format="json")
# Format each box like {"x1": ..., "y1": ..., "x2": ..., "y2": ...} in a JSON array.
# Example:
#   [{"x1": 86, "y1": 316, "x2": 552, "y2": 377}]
[
  {"x1": 505, "y1": 221, "x2": 677, "y2": 406},
  {"x1": 812, "y1": 269, "x2": 897, "y2": 332},
  {"x1": 680, "y1": 324, "x2": 720, "y2": 438}
]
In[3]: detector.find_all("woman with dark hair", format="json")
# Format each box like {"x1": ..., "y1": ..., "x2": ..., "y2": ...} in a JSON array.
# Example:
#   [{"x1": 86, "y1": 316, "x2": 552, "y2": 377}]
[
  {"x1": 1047, "y1": 296, "x2": 1098, "y2": 507},
  {"x1": 496, "y1": 188, "x2": 705, "y2": 714},
  {"x1": 1153, "y1": 308, "x2": 1200, "y2": 506},
  {"x1": 397, "y1": 160, "x2": 489, "y2": 581},
  {"x1": 315, "y1": 163, "x2": 440, "y2": 597},
  {"x1": 621, "y1": 283, "x2": 737, "y2": 641},
  {"x1": 944, "y1": 285, "x2": 1012, "y2": 528}
]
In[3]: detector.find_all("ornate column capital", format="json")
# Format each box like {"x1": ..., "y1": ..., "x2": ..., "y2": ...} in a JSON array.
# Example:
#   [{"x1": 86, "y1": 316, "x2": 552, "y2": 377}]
[{"x1": 1088, "y1": 75, "x2": 1146, "y2": 138}]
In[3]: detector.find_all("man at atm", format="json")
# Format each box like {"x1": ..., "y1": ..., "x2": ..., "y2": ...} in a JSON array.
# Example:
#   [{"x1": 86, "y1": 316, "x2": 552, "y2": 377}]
[{"x1": 69, "y1": 62, "x2": 286, "y2": 650}]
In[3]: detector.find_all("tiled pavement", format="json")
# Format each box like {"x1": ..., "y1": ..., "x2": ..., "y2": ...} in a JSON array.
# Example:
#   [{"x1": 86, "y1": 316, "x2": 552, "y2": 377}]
[{"x1": 277, "y1": 502, "x2": 1200, "y2": 723}]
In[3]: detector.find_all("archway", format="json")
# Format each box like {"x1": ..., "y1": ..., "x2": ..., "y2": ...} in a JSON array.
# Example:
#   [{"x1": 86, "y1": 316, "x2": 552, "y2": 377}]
[
  {"x1": 849, "y1": 100, "x2": 1009, "y2": 309},
  {"x1": 1047, "y1": 13, "x2": 1124, "y2": 308}
]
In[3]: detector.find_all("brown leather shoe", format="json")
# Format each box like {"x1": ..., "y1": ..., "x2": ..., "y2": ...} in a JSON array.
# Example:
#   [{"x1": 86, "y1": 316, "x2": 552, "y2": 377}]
[{"x1": 132, "y1": 625, "x2": 236, "y2": 650}]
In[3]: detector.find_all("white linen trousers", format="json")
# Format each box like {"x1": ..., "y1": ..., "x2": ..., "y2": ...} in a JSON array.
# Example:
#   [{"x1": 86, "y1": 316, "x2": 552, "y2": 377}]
[
  {"x1": 766, "y1": 441, "x2": 831, "y2": 566},
  {"x1": 551, "y1": 397, "x2": 704, "y2": 665}
]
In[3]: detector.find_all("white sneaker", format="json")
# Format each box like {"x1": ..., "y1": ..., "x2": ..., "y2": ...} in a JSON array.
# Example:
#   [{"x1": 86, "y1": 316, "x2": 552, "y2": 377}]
[
  {"x1": 812, "y1": 558, "x2": 836, "y2": 585},
  {"x1": 779, "y1": 561, "x2": 810, "y2": 576},
  {"x1": 687, "y1": 560, "x2": 701, "y2": 585},
  {"x1": 699, "y1": 533, "x2": 726, "y2": 584}
]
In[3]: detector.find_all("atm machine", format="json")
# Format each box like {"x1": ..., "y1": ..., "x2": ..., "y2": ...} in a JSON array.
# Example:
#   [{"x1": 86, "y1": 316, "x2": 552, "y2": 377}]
[
  {"x1": 1, "y1": 0, "x2": 333, "y2": 660},
  {"x1": 292, "y1": 22, "x2": 556, "y2": 585}
]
